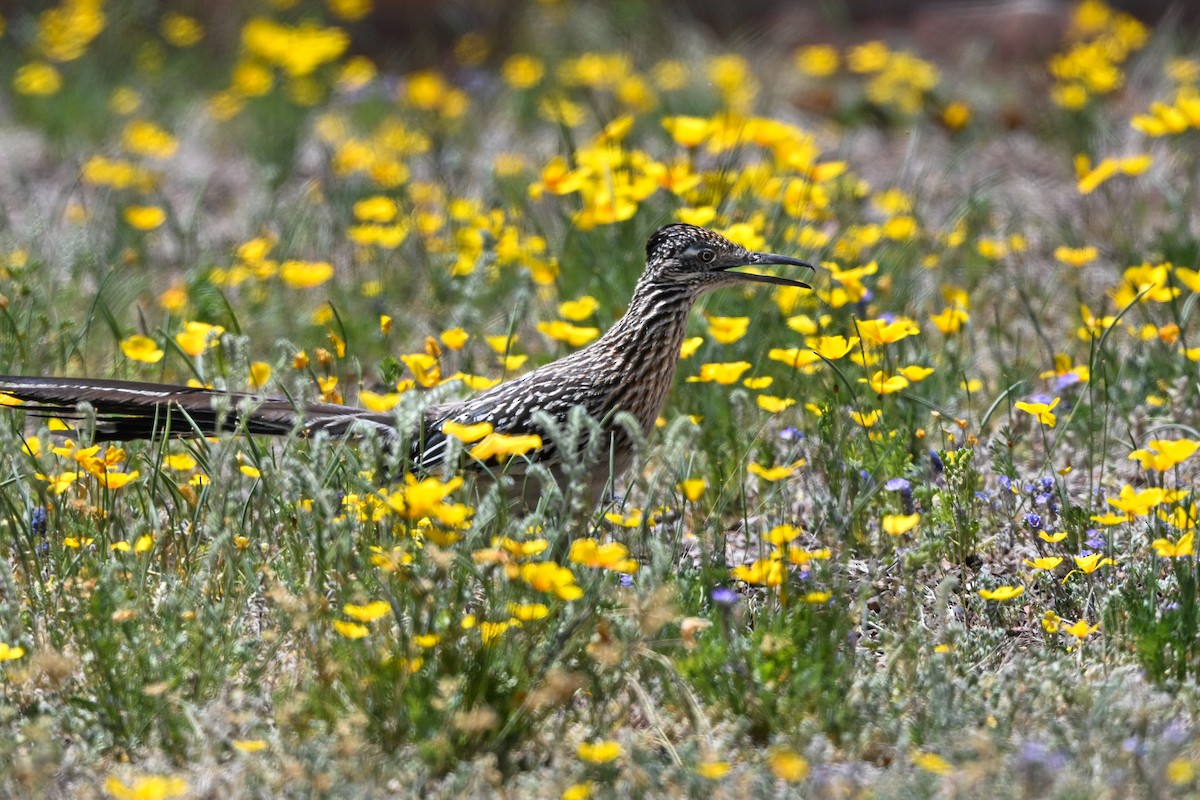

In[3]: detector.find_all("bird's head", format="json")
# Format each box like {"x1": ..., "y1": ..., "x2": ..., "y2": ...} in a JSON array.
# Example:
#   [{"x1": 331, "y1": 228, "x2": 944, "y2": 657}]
[{"x1": 643, "y1": 224, "x2": 815, "y2": 292}]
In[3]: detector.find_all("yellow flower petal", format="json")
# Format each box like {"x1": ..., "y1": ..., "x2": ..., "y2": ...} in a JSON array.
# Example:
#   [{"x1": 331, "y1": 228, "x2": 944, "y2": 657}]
[
  {"x1": 979, "y1": 585, "x2": 1025, "y2": 601},
  {"x1": 577, "y1": 740, "x2": 622, "y2": 764}
]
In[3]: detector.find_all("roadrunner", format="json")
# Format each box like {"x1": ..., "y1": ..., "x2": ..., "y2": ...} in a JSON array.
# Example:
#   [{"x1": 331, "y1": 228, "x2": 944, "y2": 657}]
[{"x1": 0, "y1": 224, "x2": 814, "y2": 499}]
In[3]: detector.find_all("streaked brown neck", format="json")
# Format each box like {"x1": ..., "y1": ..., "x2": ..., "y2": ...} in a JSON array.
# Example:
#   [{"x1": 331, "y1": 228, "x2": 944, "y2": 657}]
[{"x1": 592, "y1": 276, "x2": 701, "y2": 429}]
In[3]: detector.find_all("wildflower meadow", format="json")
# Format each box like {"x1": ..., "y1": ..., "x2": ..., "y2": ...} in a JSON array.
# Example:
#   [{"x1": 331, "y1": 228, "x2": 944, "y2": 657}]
[{"x1": 3, "y1": 0, "x2": 1200, "y2": 796}]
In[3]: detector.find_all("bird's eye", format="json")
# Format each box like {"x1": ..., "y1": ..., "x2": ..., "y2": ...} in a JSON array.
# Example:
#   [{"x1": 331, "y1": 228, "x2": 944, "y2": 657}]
[{"x1": 698, "y1": 249, "x2": 716, "y2": 263}]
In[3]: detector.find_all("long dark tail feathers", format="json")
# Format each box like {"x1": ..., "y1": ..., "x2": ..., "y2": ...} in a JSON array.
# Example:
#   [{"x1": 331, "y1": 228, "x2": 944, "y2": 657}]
[{"x1": 0, "y1": 375, "x2": 391, "y2": 442}]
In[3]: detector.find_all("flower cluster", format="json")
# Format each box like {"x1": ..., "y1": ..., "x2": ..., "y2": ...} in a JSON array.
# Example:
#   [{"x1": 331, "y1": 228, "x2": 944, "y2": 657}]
[{"x1": 1048, "y1": 0, "x2": 1147, "y2": 109}]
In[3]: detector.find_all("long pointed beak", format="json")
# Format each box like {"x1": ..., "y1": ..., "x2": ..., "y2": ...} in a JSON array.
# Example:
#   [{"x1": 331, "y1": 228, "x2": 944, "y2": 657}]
[{"x1": 723, "y1": 251, "x2": 816, "y2": 289}]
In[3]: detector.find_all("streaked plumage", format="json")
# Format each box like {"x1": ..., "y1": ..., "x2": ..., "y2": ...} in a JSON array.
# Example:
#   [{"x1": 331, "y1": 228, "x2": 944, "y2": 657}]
[{"x1": 0, "y1": 224, "x2": 814, "y2": 500}]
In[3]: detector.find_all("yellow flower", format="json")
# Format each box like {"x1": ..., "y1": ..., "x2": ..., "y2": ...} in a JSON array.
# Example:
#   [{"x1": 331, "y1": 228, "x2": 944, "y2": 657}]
[
  {"x1": 1055, "y1": 245, "x2": 1099, "y2": 266},
  {"x1": 1167, "y1": 757, "x2": 1196, "y2": 786},
  {"x1": 652, "y1": 59, "x2": 689, "y2": 90},
  {"x1": 359, "y1": 391, "x2": 401, "y2": 412},
  {"x1": 40, "y1": 472, "x2": 77, "y2": 495},
  {"x1": 240, "y1": 464, "x2": 261, "y2": 479},
  {"x1": 497, "y1": 536, "x2": 549, "y2": 559},
  {"x1": 848, "y1": 40, "x2": 891, "y2": 73},
  {"x1": 569, "y1": 538, "x2": 637, "y2": 573},
  {"x1": 519, "y1": 561, "x2": 583, "y2": 601},
  {"x1": 501, "y1": 54, "x2": 544, "y2": 88},
  {"x1": 161, "y1": 13, "x2": 204, "y2": 47},
  {"x1": 882, "y1": 513, "x2": 919, "y2": 535},
  {"x1": 120, "y1": 335, "x2": 164, "y2": 364},
  {"x1": 162, "y1": 452, "x2": 196, "y2": 471},
  {"x1": 789, "y1": 547, "x2": 832, "y2": 567},
  {"x1": 696, "y1": 760, "x2": 731, "y2": 779},
  {"x1": 756, "y1": 395, "x2": 795, "y2": 413},
  {"x1": 677, "y1": 206, "x2": 716, "y2": 227},
  {"x1": 687, "y1": 361, "x2": 751, "y2": 384},
  {"x1": 343, "y1": 600, "x2": 391, "y2": 622},
  {"x1": 1060, "y1": 618, "x2": 1099, "y2": 639},
  {"x1": 448, "y1": 372, "x2": 499, "y2": 391},
  {"x1": 332, "y1": 619, "x2": 369, "y2": 639},
  {"x1": 400, "y1": 352, "x2": 440, "y2": 388},
  {"x1": 562, "y1": 782, "x2": 592, "y2": 800},
  {"x1": 442, "y1": 420, "x2": 494, "y2": 444},
  {"x1": 485, "y1": 334, "x2": 517, "y2": 354},
  {"x1": 280, "y1": 260, "x2": 334, "y2": 289},
  {"x1": 122, "y1": 120, "x2": 178, "y2": 159},
  {"x1": 705, "y1": 315, "x2": 749, "y2": 344},
  {"x1": 1070, "y1": 553, "x2": 1116, "y2": 576},
  {"x1": 1014, "y1": 397, "x2": 1060, "y2": 427},
  {"x1": 1151, "y1": 532, "x2": 1194, "y2": 558},
  {"x1": 507, "y1": 602, "x2": 550, "y2": 621},
  {"x1": 941, "y1": 101, "x2": 972, "y2": 130},
  {"x1": 1024, "y1": 556, "x2": 1064, "y2": 570},
  {"x1": 764, "y1": 525, "x2": 802, "y2": 546},
  {"x1": 558, "y1": 296, "x2": 599, "y2": 322},
  {"x1": 1160, "y1": 506, "x2": 1197, "y2": 533},
  {"x1": 232, "y1": 739, "x2": 267, "y2": 753},
  {"x1": 1128, "y1": 439, "x2": 1199, "y2": 471},
  {"x1": 440, "y1": 328, "x2": 469, "y2": 350},
  {"x1": 747, "y1": 461, "x2": 803, "y2": 482},
  {"x1": 731, "y1": 557, "x2": 785, "y2": 587},
  {"x1": 930, "y1": 307, "x2": 968, "y2": 334},
  {"x1": 912, "y1": 751, "x2": 953, "y2": 775},
  {"x1": 97, "y1": 470, "x2": 139, "y2": 490},
  {"x1": 353, "y1": 196, "x2": 398, "y2": 222},
  {"x1": 248, "y1": 361, "x2": 271, "y2": 389},
  {"x1": 412, "y1": 633, "x2": 439, "y2": 648},
  {"x1": 767, "y1": 748, "x2": 809, "y2": 781},
  {"x1": 809, "y1": 335, "x2": 859, "y2": 360},
  {"x1": 174, "y1": 321, "x2": 224, "y2": 357},
  {"x1": 862, "y1": 371, "x2": 909, "y2": 395},
  {"x1": 883, "y1": 215, "x2": 919, "y2": 241},
  {"x1": 1077, "y1": 154, "x2": 1152, "y2": 195},
  {"x1": 678, "y1": 478, "x2": 706, "y2": 502},
  {"x1": 537, "y1": 320, "x2": 599, "y2": 347},
  {"x1": 469, "y1": 432, "x2": 542, "y2": 461},
  {"x1": 478, "y1": 620, "x2": 510, "y2": 644},
  {"x1": 1107, "y1": 484, "x2": 1166, "y2": 517},
  {"x1": 795, "y1": 44, "x2": 839, "y2": 77},
  {"x1": 595, "y1": 504, "x2": 641, "y2": 527},
  {"x1": 662, "y1": 115, "x2": 711, "y2": 148},
  {"x1": 104, "y1": 775, "x2": 189, "y2": 800},
  {"x1": 13, "y1": 62, "x2": 62, "y2": 96},
  {"x1": 899, "y1": 365, "x2": 934, "y2": 382},
  {"x1": 979, "y1": 585, "x2": 1024, "y2": 601},
  {"x1": 328, "y1": 0, "x2": 373, "y2": 22},
  {"x1": 577, "y1": 740, "x2": 622, "y2": 764},
  {"x1": 385, "y1": 473, "x2": 469, "y2": 526},
  {"x1": 679, "y1": 336, "x2": 704, "y2": 358},
  {"x1": 0, "y1": 642, "x2": 26, "y2": 662},
  {"x1": 241, "y1": 17, "x2": 349, "y2": 78},
  {"x1": 498, "y1": 354, "x2": 527, "y2": 372},
  {"x1": 856, "y1": 317, "x2": 920, "y2": 345},
  {"x1": 850, "y1": 409, "x2": 881, "y2": 427},
  {"x1": 124, "y1": 206, "x2": 166, "y2": 231}
]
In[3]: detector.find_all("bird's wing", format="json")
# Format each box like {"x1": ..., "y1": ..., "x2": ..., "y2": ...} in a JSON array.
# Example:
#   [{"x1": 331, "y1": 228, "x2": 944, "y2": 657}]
[{"x1": 414, "y1": 364, "x2": 620, "y2": 472}]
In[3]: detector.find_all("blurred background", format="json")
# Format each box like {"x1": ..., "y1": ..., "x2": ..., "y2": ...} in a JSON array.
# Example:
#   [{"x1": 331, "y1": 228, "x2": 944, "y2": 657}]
[{"x1": 1, "y1": 0, "x2": 1194, "y2": 72}]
